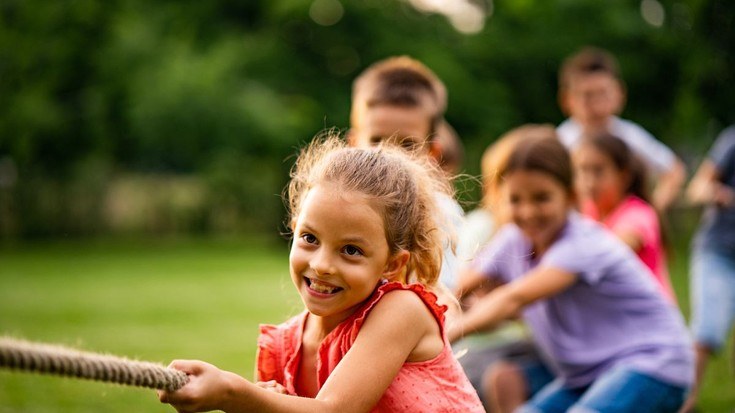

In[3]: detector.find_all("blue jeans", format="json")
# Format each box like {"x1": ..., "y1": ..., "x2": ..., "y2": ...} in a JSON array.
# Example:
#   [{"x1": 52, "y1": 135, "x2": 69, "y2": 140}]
[
  {"x1": 690, "y1": 247, "x2": 735, "y2": 351},
  {"x1": 517, "y1": 367, "x2": 686, "y2": 413},
  {"x1": 519, "y1": 359, "x2": 555, "y2": 397}
]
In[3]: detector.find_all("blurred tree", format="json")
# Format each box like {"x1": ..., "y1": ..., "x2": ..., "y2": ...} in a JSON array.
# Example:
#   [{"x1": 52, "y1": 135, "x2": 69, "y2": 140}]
[{"x1": 0, "y1": 0, "x2": 732, "y2": 238}]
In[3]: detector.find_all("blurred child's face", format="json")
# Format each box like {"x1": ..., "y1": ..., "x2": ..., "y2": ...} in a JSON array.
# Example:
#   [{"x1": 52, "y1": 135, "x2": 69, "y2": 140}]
[
  {"x1": 289, "y1": 185, "x2": 407, "y2": 326},
  {"x1": 351, "y1": 104, "x2": 434, "y2": 152},
  {"x1": 506, "y1": 170, "x2": 574, "y2": 252},
  {"x1": 564, "y1": 73, "x2": 624, "y2": 130},
  {"x1": 573, "y1": 145, "x2": 627, "y2": 212}
]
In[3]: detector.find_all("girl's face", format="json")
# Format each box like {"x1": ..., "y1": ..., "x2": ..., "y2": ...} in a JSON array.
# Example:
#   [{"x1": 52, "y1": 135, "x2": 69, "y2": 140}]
[
  {"x1": 289, "y1": 185, "x2": 407, "y2": 327},
  {"x1": 506, "y1": 170, "x2": 574, "y2": 253},
  {"x1": 573, "y1": 145, "x2": 627, "y2": 212}
]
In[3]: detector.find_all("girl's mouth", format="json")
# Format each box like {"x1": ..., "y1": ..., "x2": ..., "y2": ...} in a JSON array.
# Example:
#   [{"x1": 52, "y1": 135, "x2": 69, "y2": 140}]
[{"x1": 305, "y1": 277, "x2": 343, "y2": 295}]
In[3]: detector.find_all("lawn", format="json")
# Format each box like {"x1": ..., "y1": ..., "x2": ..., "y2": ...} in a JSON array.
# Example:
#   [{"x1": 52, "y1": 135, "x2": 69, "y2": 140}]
[
  {"x1": 0, "y1": 232, "x2": 733, "y2": 412},
  {"x1": 0, "y1": 236, "x2": 300, "y2": 413}
]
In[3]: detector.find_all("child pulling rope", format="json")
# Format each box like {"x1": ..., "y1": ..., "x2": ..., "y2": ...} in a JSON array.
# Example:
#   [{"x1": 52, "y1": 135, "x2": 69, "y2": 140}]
[{"x1": 0, "y1": 337, "x2": 188, "y2": 391}]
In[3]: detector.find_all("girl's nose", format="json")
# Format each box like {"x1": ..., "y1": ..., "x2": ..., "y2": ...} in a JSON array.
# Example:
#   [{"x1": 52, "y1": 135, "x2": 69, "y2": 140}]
[
  {"x1": 311, "y1": 248, "x2": 335, "y2": 275},
  {"x1": 517, "y1": 202, "x2": 536, "y2": 221}
]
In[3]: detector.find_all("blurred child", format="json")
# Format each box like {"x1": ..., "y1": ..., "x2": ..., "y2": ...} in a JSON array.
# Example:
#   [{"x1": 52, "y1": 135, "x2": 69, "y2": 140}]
[
  {"x1": 349, "y1": 56, "x2": 446, "y2": 154},
  {"x1": 158, "y1": 135, "x2": 484, "y2": 412},
  {"x1": 450, "y1": 133, "x2": 693, "y2": 413},
  {"x1": 348, "y1": 56, "x2": 464, "y2": 293},
  {"x1": 679, "y1": 125, "x2": 735, "y2": 413},
  {"x1": 455, "y1": 125, "x2": 555, "y2": 410},
  {"x1": 574, "y1": 132, "x2": 677, "y2": 303},
  {"x1": 557, "y1": 46, "x2": 686, "y2": 212},
  {"x1": 458, "y1": 124, "x2": 553, "y2": 261}
]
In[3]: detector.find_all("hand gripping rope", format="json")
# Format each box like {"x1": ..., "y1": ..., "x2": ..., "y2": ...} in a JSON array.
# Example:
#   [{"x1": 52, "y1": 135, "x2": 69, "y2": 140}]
[{"x1": 0, "y1": 337, "x2": 188, "y2": 391}]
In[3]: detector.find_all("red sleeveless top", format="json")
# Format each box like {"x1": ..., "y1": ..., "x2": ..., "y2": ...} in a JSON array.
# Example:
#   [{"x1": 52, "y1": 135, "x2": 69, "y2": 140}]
[{"x1": 257, "y1": 281, "x2": 483, "y2": 412}]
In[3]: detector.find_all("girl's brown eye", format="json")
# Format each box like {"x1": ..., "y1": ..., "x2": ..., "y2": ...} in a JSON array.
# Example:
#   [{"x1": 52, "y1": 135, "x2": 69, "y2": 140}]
[{"x1": 343, "y1": 245, "x2": 363, "y2": 256}]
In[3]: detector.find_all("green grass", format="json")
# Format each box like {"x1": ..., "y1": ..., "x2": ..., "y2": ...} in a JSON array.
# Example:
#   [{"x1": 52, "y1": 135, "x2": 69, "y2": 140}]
[
  {"x1": 668, "y1": 237, "x2": 735, "y2": 413},
  {"x1": 0, "y1": 237, "x2": 301, "y2": 413},
  {"x1": 0, "y1": 234, "x2": 733, "y2": 412}
]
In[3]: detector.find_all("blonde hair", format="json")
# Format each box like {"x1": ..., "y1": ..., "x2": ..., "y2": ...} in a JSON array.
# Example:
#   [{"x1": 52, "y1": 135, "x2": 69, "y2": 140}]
[{"x1": 286, "y1": 133, "x2": 453, "y2": 286}]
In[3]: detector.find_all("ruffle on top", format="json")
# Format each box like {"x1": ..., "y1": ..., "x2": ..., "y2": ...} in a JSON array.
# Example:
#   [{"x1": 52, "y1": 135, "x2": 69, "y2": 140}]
[
  {"x1": 256, "y1": 281, "x2": 447, "y2": 393},
  {"x1": 350, "y1": 281, "x2": 448, "y2": 337},
  {"x1": 257, "y1": 312, "x2": 307, "y2": 395},
  {"x1": 256, "y1": 281, "x2": 483, "y2": 411}
]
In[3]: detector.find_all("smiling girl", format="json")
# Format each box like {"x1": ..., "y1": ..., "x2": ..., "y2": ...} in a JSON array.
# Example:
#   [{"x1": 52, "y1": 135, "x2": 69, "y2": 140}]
[
  {"x1": 573, "y1": 132, "x2": 676, "y2": 303},
  {"x1": 450, "y1": 133, "x2": 693, "y2": 413},
  {"x1": 157, "y1": 135, "x2": 483, "y2": 412}
]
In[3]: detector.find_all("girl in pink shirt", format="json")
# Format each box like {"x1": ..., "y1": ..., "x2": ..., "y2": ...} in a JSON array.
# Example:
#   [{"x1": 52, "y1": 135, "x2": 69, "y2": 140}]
[
  {"x1": 158, "y1": 135, "x2": 483, "y2": 413},
  {"x1": 573, "y1": 132, "x2": 676, "y2": 303}
]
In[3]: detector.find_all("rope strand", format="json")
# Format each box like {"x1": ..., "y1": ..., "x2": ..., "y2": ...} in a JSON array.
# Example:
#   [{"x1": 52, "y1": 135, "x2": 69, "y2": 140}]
[{"x1": 0, "y1": 337, "x2": 188, "y2": 391}]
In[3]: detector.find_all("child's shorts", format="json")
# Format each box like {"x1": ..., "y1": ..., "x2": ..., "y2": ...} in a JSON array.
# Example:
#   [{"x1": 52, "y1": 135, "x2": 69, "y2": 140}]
[{"x1": 690, "y1": 247, "x2": 735, "y2": 351}]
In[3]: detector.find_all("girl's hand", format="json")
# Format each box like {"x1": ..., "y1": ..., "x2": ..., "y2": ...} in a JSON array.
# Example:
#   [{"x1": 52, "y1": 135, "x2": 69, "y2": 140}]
[
  {"x1": 157, "y1": 360, "x2": 241, "y2": 413},
  {"x1": 255, "y1": 380, "x2": 289, "y2": 394}
]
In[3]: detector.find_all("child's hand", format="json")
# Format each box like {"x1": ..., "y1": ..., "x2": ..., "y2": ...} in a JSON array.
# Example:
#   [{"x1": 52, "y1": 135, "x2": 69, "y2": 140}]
[
  {"x1": 714, "y1": 184, "x2": 735, "y2": 208},
  {"x1": 157, "y1": 360, "x2": 240, "y2": 413},
  {"x1": 255, "y1": 380, "x2": 289, "y2": 394}
]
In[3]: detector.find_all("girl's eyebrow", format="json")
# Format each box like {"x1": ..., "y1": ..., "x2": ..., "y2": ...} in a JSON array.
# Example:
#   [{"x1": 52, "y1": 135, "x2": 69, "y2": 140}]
[
  {"x1": 340, "y1": 236, "x2": 370, "y2": 246},
  {"x1": 298, "y1": 223, "x2": 318, "y2": 234}
]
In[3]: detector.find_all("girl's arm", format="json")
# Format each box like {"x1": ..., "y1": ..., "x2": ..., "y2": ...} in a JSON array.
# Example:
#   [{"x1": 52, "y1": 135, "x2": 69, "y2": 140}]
[
  {"x1": 159, "y1": 290, "x2": 440, "y2": 413},
  {"x1": 455, "y1": 266, "x2": 491, "y2": 300},
  {"x1": 613, "y1": 229, "x2": 643, "y2": 253},
  {"x1": 652, "y1": 158, "x2": 686, "y2": 212},
  {"x1": 447, "y1": 266, "x2": 576, "y2": 343}
]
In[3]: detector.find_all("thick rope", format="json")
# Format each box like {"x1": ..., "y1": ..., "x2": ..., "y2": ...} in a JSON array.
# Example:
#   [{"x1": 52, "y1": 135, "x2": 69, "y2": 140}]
[{"x1": 0, "y1": 337, "x2": 188, "y2": 391}]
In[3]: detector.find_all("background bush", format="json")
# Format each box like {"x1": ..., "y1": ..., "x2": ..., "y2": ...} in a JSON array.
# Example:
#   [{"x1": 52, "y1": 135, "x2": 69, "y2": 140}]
[{"x1": 1, "y1": 0, "x2": 733, "y2": 239}]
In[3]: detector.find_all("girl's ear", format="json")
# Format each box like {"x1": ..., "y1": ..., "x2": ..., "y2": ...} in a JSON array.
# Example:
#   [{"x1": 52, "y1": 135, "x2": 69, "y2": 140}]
[
  {"x1": 382, "y1": 250, "x2": 410, "y2": 282},
  {"x1": 558, "y1": 89, "x2": 572, "y2": 117},
  {"x1": 620, "y1": 168, "x2": 634, "y2": 193},
  {"x1": 568, "y1": 188, "x2": 579, "y2": 210}
]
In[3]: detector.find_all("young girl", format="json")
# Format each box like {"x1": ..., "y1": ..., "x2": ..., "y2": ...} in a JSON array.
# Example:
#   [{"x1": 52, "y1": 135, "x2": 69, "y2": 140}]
[
  {"x1": 454, "y1": 125, "x2": 555, "y2": 409},
  {"x1": 157, "y1": 135, "x2": 484, "y2": 412},
  {"x1": 450, "y1": 134, "x2": 693, "y2": 412},
  {"x1": 573, "y1": 132, "x2": 677, "y2": 303}
]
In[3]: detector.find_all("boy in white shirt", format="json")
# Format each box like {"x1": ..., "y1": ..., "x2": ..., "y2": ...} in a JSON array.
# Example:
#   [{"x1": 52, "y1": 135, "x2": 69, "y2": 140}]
[{"x1": 556, "y1": 46, "x2": 686, "y2": 211}]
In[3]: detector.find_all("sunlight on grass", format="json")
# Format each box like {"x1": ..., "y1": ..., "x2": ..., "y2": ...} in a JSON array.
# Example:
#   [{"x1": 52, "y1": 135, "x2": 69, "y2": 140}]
[
  {"x1": 0, "y1": 237, "x2": 300, "y2": 413},
  {"x1": 1, "y1": 233, "x2": 733, "y2": 412}
]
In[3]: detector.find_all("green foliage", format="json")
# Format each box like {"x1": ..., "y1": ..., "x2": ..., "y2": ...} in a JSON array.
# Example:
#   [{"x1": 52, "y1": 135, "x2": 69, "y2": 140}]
[{"x1": 0, "y1": 0, "x2": 733, "y2": 237}]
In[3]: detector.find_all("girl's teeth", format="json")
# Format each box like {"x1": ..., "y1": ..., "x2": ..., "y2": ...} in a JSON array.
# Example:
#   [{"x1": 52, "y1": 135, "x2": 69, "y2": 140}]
[{"x1": 310, "y1": 279, "x2": 338, "y2": 294}]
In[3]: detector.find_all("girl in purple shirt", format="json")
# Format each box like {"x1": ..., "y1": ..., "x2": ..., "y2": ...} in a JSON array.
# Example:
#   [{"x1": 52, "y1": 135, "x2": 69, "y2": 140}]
[{"x1": 449, "y1": 133, "x2": 693, "y2": 412}]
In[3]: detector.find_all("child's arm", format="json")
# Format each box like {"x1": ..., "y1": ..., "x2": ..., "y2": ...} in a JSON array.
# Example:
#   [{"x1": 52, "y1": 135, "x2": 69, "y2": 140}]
[
  {"x1": 447, "y1": 266, "x2": 576, "y2": 343},
  {"x1": 687, "y1": 159, "x2": 735, "y2": 208},
  {"x1": 159, "y1": 290, "x2": 440, "y2": 413},
  {"x1": 652, "y1": 158, "x2": 686, "y2": 212},
  {"x1": 455, "y1": 266, "x2": 491, "y2": 299},
  {"x1": 613, "y1": 230, "x2": 643, "y2": 253}
]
